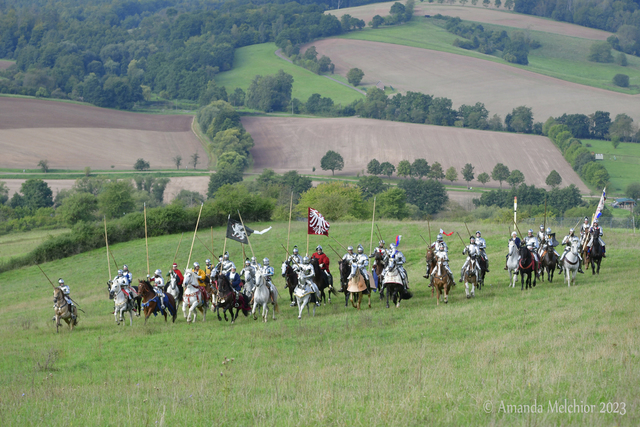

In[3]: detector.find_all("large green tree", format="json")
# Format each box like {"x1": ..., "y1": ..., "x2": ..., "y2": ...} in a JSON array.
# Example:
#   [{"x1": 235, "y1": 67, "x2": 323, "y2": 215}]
[
  {"x1": 99, "y1": 180, "x2": 135, "y2": 219},
  {"x1": 491, "y1": 163, "x2": 510, "y2": 188},
  {"x1": 320, "y1": 150, "x2": 344, "y2": 176},
  {"x1": 246, "y1": 70, "x2": 294, "y2": 112},
  {"x1": 461, "y1": 163, "x2": 475, "y2": 186},
  {"x1": 397, "y1": 160, "x2": 412, "y2": 178},
  {"x1": 428, "y1": 162, "x2": 445, "y2": 181},
  {"x1": 346, "y1": 68, "x2": 364, "y2": 86},
  {"x1": 367, "y1": 159, "x2": 382, "y2": 175},
  {"x1": 20, "y1": 179, "x2": 54, "y2": 210},
  {"x1": 411, "y1": 159, "x2": 430, "y2": 179},
  {"x1": 58, "y1": 192, "x2": 98, "y2": 225}
]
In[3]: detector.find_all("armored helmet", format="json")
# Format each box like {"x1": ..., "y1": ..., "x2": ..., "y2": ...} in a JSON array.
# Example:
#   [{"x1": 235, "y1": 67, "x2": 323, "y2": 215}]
[
  {"x1": 193, "y1": 262, "x2": 200, "y2": 268},
  {"x1": 540, "y1": 225, "x2": 544, "y2": 230},
  {"x1": 316, "y1": 245, "x2": 322, "y2": 252},
  {"x1": 357, "y1": 245, "x2": 364, "y2": 254},
  {"x1": 347, "y1": 246, "x2": 354, "y2": 252},
  {"x1": 155, "y1": 269, "x2": 162, "y2": 276},
  {"x1": 117, "y1": 269, "x2": 123, "y2": 276},
  {"x1": 263, "y1": 258, "x2": 270, "y2": 266},
  {"x1": 379, "y1": 239, "x2": 385, "y2": 246},
  {"x1": 546, "y1": 227, "x2": 552, "y2": 234},
  {"x1": 245, "y1": 259, "x2": 251, "y2": 266},
  {"x1": 470, "y1": 236, "x2": 476, "y2": 243},
  {"x1": 528, "y1": 229, "x2": 533, "y2": 235},
  {"x1": 303, "y1": 256, "x2": 310, "y2": 264},
  {"x1": 437, "y1": 234, "x2": 443, "y2": 241},
  {"x1": 123, "y1": 264, "x2": 129, "y2": 271},
  {"x1": 223, "y1": 253, "x2": 229, "y2": 261},
  {"x1": 58, "y1": 278, "x2": 64, "y2": 284},
  {"x1": 206, "y1": 259, "x2": 211, "y2": 265},
  {"x1": 476, "y1": 230, "x2": 482, "y2": 236},
  {"x1": 570, "y1": 228, "x2": 575, "y2": 233},
  {"x1": 511, "y1": 231, "x2": 517, "y2": 237},
  {"x1": 293, "y1": 246, "x2": 299, "y2": 255}
]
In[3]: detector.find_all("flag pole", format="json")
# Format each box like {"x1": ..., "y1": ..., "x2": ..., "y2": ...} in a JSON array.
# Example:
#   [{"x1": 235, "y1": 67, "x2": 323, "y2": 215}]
[
  {"x1": 172, "y1": 232, "x2": 184, "y2": 265},
  {"x1": 287, "y1": 192, "x2": 293, "y2": 253},
  {"x1": 104, "y1": 216, "x2": 111, "y2": 281},
  {"x1": 237, "y1": 210, "x2": 255, "y2": 259},
  {"x1": 223, "y1": 214, "x2": 229, "y2": 256},
  {"x1": 186, "y1": 203, "x2": 204, "y2": 270},
  {"x1": 369, "y1": 196, "x2": 376, "y2": 255},
  {"x1": 144, "y1": 203, "x2": 149, "y2": 276},
  {"x1": 211, "y1": 226, "x2": 214, "y2": 260},
  {"x1": 306, "y1": 233, "x2": 309, "y2": 257}
]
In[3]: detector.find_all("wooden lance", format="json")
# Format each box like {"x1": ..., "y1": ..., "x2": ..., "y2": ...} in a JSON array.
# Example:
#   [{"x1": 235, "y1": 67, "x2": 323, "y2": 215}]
[
  {"x1": 144, "y1": 203, "x2": 149, "y2": 276},
  {"x1": 287, "y1": 192, "x2": 293, "y2": 253},
  {"x1": 172, "y1": 233, "x2": 184, "y2": 265},
  {"x1": 369, "y1": 196, "x2": 377, "y2": 255},
  {"x1": 103, "y1": 216, "x2": 111, "y2": 280},
  {"x1": 237, "y1": 210, "x2": 255, "y2": 259},
  {"x1": 186, "y1": 203, "x2": 204, "y2": 270}
]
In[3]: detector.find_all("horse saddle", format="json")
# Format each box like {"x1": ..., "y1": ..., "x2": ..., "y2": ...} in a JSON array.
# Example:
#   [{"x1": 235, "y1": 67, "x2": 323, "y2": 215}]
[{"x1": 347, "y1": 275, "x2": 367, "y2": 293}]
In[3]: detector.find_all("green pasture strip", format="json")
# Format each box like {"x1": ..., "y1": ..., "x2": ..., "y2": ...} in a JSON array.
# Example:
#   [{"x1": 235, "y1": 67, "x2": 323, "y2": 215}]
[
  {"x1": 581, "y1": 140, "x2": 640, "y2": 193},
  {"x1": 0, "y1": 229, "x2": 70, "y2": 263},
  {"x1": 214, "y1": 43, "x2": 364, "y2": 106},
  {"x1": 338, "y1": 18, "x2": 640, "y2": 94},
  {"x1": 0, "y1": 221, "x2": 637, "y2": 425}
]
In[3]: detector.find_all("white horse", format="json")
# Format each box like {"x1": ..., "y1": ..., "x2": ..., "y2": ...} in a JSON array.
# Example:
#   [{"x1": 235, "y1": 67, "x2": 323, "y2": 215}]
[
  {"x1": 165, "y1": 272, "x2": 181, "y2": 306},
  {"x1": 507, "y1": 241, "x2": 520, "y2": 288},
  {"x1": 464, "y1": 257, "x2": 480, "y2": 299},
  {"x1": 251, "y1": 270, "x2": 279, "y2": 322},
  {"x1": 294, "y1": 273, "x2": 318, "y2": 319},
  {"x1": 563, "y1": 240, "x2": 581, "y2": 287},
  {"x1": 182, "y1": 269, "x2": 208, "y2": 323},
  {"x1": 243, "y1": 267, "x2": 257, "y2": 298},
  {"x1": 109, "y1": 281, "x2": 134, "y2": 326}
]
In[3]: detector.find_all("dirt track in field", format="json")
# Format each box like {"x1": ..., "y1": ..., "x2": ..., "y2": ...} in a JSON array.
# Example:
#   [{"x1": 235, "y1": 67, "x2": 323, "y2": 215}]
[
  {"x1": 0, "y1": 98, "x2": 206, "y2": 170},
  {"x1": 327, "y1": 3, "x2": 611, "y2": 40},
  {"x1": 307, "y1": 39, "x2": 640, "y2": 123},
  {"x1": 242, "y1": 116, "x2": 589, "y2": 192}
]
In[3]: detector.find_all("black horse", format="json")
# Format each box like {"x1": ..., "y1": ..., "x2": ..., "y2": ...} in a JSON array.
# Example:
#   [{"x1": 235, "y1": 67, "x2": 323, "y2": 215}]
[
  {"x1": 214, "y1": 274, "x2": 251, "y2": 323},
  {"x1": 310, "y1": 257, "x2": 337, "y2": 305},
  {"x1": 518, "y1": 246, "x2": 537, "y2": 291},
  {"x1": 586, "y1": 235, "x2": 603, "y2": 275},
  {"x1": 108, "y1": 281, "x2": 142, "y2": 316},
  {"x1": 281, "y1": 261, "x2": 298, "y2": 307},
  {"x1": 476, "y1": 252, "x2": 488, "y2": 291},
  {"x1": 541, "y1": 248, "x2": 558, "y2": 283},
  {"x1": 338, "y1": 260, "x2": 351, "y2": 307}
]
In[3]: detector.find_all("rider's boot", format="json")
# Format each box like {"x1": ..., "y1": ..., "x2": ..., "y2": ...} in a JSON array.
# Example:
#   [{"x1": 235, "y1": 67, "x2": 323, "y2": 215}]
[
  {"x1": 485, "y1": 260, "x2": 490, "y2": 273},
  {"x1": 578, "y1": 259, "x2": 584, "y2": 274}
]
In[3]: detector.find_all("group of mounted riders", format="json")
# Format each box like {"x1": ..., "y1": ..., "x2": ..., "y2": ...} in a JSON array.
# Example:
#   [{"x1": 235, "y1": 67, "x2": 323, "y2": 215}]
[
  {"x1": 503, "y1": 216, "x2": 606, "y2": 278},
  {"x1": 55, "y1": 217, "x2": 607, "y2": 327}
]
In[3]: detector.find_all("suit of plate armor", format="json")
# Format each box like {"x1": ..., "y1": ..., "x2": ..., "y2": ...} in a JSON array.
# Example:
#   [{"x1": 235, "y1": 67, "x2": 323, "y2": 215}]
[
  {"x1": 388, "y1": 244, "x2": 408, "y2": 289},
  {"x1": 460, "y1": 240, "x2": 480, "y2": 282},
  {"x1": 299, "y1": 259, "x2": 320, "y2": 304},
  {"x1": 430, "y1": 244, "x2": 453, "y2": 284}
]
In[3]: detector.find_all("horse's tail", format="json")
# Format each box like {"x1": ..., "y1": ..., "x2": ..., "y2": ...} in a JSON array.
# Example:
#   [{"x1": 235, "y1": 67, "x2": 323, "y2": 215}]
[{"x1": 274, "y1": 300, "x2": 280, "y2": 314}]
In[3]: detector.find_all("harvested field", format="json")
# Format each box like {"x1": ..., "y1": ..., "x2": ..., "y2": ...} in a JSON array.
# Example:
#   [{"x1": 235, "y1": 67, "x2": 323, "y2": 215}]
[
  {"x1": 327, "y1": 3, "x2": 611, "y2": 40},
  {"x1": 243, "y1": 116, "x2": 589, "y2": 192},
  {"x1": 307, "y1": 39, "x2": 640, "y2": 123},
  {"x1": 0, "y1": 98, "x2": 205, "y2": 169},
  {"x1": 0, "y1": 60, "x2": 14, "y2": 70}
]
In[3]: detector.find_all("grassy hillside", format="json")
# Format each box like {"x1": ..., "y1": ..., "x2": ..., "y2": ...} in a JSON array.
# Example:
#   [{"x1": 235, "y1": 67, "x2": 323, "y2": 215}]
[
  {"x1": 337, "y1": 18, "x2": 640, "y2": 94},
  {"x1": 214, "y1": 43, "x2": 364, "y2": 106},
  {"x1": 0, "y1": 229, "x2": 70, "y2": 263},
  {"x1": 581, "y1": 140, "x2": 640, "y2": 194},
  {"x1": 1, "y1": 220, "x2": 638, "y2": 425}
]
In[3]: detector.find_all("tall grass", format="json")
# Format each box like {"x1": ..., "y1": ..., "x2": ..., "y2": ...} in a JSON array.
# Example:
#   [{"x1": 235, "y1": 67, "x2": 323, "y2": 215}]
[{"x1": 0, "y1": 221, "x2": 637, "y2": 425}]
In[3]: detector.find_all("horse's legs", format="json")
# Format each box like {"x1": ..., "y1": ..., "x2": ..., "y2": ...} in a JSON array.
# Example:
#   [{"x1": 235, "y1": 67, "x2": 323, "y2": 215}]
[
  {"x1": 297, "y1": 297, "x2": 304, "y2": 319},
  {"x1": 128, "y1": 309, "x2": 133, "y2": 326},
  {"x1": 465, "y1": 279, "x2": 470, "y2": 299},
  {"x1": 386, "y1": 286, "x2": 391, "y2": 308},
  {"x1": 344, "y1": 291, "x2": 349, "y2": 307},
  {"x1": 444, "y1": 284, "x2": 448, "y2": 304}
]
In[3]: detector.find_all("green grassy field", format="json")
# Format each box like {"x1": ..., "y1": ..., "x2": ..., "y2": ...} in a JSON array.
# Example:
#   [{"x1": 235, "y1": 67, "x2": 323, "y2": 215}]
[
  {"x1": 582, "y1": 140, "x2": 640, "y2": 193},
  {"x1": 0, "y1": 229, "x2": 70, "y2": 263},
  {"x1": 338, "y1": 18, "x2": 640, "y2": 93},
  {"x1": 1, "y1": 220, "x2": 638, "y2": 425},
  {"x1": 215, "y1": 43, "x2": 364, "y2": 106}
]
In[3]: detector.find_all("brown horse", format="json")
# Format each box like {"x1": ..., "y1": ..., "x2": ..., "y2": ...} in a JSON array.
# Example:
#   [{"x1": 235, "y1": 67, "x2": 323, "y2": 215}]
[
  {"x1": 338, "y1": 259, "x2": 351, "y2": 307},
  {"x1": 372, "y1": 251, "x2": 385, "y2": 299},
  {"x1": 346, "y1": 262, "x2": 371, "y2": 309},
  {"x1": 138, "y1": 279, "x2": 177, "y2": 324},
  {"x1": 540, "y1": 248, "x2": 558, "y2": 283},
  {"x1": 53, "y1": 287, "x2": 77, "y2": 333},
  {"x1": 214, "y1": 274, "x2": 251, "y2": 323},
  {"x1": 431, "y1": 258, "x2": 454, "y2": 305},
  {"x1": 425, "y1": 249, "x2": 437, "y2": 280},
  {"x1": 462, "y1": 257, "x2": 479, "y2": 299}
]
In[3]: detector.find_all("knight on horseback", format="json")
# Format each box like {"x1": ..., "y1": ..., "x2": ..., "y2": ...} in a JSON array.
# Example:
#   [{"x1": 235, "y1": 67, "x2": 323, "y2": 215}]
[
  {"x1": 430, "y1": 233, "x2": 449, "y2": 252},
  {"x1": 169, "y1": 263, "x2": 183, "y2": 286},
  {"x1": 55, "y1": 278, "x2": 77, "y2": 321},
  {"x1": 504, "y1": 231, "x2": 521, "y2": 270},
  {"x1": 371, "y1": 240, "x2": 387, "y2": 260},
  {"x1": 560, "y1": 228, "x2": 584, "y2": 273},
  {"x1": 388, "y1": 243, "x2": 409, "y2": 290},
  {"x1": 288, "y1": 246, "x2": 303, "y2": 274},
  {"x1": 240, "y1": 258, "x2": 255, "y2": 291},
  {"x1": 151, "y1": 269, "x2": 166, "y2": 310},
  {"x1": 122, "y1": 264, "x2": 132, "y2": 285},
  {"x1": 220, "y1": 253, "x2": 235, "y2": 275},
  {"x1": 342, "y1": 246, "x2": 356, "y2": 263},
  {"x1": 524, "y1": 229, "x2": 541, "y2": 272},
  {"x1": 205, "y1": 259, "x2": 215, "y2": 277},
  {"x1": 259, "y1": 258, "x2": 277, "y2": 304},
  {"x1": 429, "y1": 242, "x2": 454, "y2": 285},
  {"x1": 537, "y1": 225, "x2": 546, "y2": 247},
  {"x1": 250, "y1": 256, "x2": 262, "y2": 269},
  {"x1": 226, "y1": 266, "x2": 243, "y2": 292},
  {"x1": 311, "y1": 245, "x2": 333, "y2": 291},
  {"x1": 192, "y1": 262, "x2": 206, "y2": 286},
  {"x1": 475, "y1": 230, "x2": 489, "y2": 272},
  {"x1": 460, "y1": 236, "x2": 481, "y2": 283},
  {"x1": 580, "y1": 217, "x2": 590, "y2": 245},
  {"x1": 113, "y1": 269, "x2": 137, "y2": 307},
  {"x1": 352, "y1": 245, "x2": 371, "y2": 289},
  {"x1": 299, "y1": 256, "x2": 321, "y2": 306},
  {"x1": 588, "y1": 219, "x2": 606, "y2": 258}
]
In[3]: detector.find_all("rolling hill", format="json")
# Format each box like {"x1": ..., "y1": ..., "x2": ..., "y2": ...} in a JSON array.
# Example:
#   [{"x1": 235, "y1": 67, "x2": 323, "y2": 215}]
[{"x1": 242, "y1": 116, "x2": 589, "y2": 191}]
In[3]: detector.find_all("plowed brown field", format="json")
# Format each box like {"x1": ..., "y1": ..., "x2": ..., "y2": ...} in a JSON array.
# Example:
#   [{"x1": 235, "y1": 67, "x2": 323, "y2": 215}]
[
  {"x1": 243, "y1": 116, "x2": 589, "y2": 192},
  {"x1": 0, "y1": 60, "x2": 13, "y2": 70},
  {"x1": 327, "y1": 3, "x2": 611, "y2": 40},
  {"x1": 307, "y1": 39, "x2": 640, "y2": 123},
  {"x1": 0, "y1": 98, "x2": 205, "y2": 169}
]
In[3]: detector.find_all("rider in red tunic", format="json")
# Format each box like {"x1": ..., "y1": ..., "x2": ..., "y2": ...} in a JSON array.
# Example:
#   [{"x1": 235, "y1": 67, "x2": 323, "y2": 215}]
[{"x1": 311, "y1": 245, "x2": 333, "y2": 289}]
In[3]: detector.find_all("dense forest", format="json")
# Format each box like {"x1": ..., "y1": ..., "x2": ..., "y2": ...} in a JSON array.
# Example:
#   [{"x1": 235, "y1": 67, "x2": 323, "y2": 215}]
[
  {"x1": 0, "y1": 0, "x2": 387, "y2": 107},
  {"x1": 515, "y1": 0, "x2": 640, "y2": 56}
]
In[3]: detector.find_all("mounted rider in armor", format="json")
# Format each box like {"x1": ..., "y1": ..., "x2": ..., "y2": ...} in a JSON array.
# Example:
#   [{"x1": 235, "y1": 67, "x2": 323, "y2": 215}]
[
  {"x1": 259, "y1": 258, "x2": 277, "y2": 304},
  {"x1": 580, "y1": 217, "x2": 590, "y2": 246},
  {"x1": 587, "y1": 219, "x2": 606, "y2": 257},
  {"x1": 475, "y1": 230, "x2": 489, "y2": 272},
  {"x1": 288, "y1": 246, "x2": 303, "y2": 273},
  {"x1": 113, "y1": 269, "x2": 137, "y2": 306},
  {"x1": 388, "y1": 243, "x2": 408, "y2": 290},
  {"x1": 250, "y1": 256, "x2": 262, "y2": 269},
  {"x1": 537, "y1": 225, "x2": 546, "y2": 248},
  {"x1": 299, "y1": 256, "x2": 321, "y2": 306},
  {"x1": 429, "y1": 242, "x2": 454, "y2": 286},
  {"x1": 460, "y1": 236, "x2": 481, "y2": 283},
  {"x1": 431, "y1": 233, "x2": 449, "y2": 252},
  {"x1": 226, "y1": 265, "x2": 242, "y2": 293},
  {"x1": 504, "y1": 231, "x2": 521, "y2": 270},
  {"x1": 311, "y1": 245, "x2": 332, "y2": 290},
  {"x1": 122, "y1": 264, "x2": 132, "y2": 286},
  {"x1": 220, "y1": 253, "x2": 235, "y2": 275},
  {"x1": 352, "y1": 244, "x2": 370, "y2": 289},
  {"x1": 524, "y1": 229, "x2": 541, "y2": 267},
  {"x1": 240, "y1": 259, "x2": 256, "y2": 292},
  {"x1": 56, "y1": 278, "x2": 77, "y2": 321},
  {"x1": 560, "y1": 228, "x2": 584, "y2": 273},
  {"x1": 151, "y1": 269, "x2": 166, "y2": 310}
]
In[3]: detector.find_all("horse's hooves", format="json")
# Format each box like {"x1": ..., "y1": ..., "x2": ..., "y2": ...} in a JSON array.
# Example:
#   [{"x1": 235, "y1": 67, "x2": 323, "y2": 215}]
[
  {"x1": 466, "y1": 295, "x2": 470, "y2": 299},
  {"x1": 297, "y1": 316, "x2": 301, "y2": 320}
]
